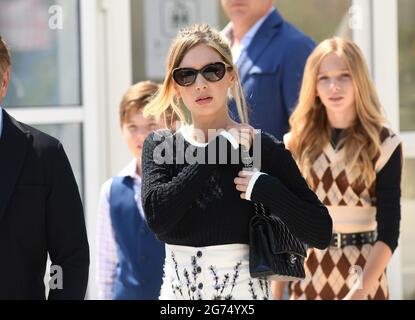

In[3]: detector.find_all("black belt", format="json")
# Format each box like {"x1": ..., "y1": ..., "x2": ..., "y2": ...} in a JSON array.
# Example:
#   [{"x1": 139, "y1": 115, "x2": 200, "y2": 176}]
[{"x1": 330, "y1": 231, "x2": 377, "y2": 248}]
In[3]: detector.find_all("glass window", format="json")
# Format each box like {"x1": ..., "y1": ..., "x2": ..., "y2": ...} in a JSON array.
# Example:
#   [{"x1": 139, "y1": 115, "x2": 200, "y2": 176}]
[
  {"x1": 0, "y1": 0, "x2": 81, "y2": 108},
  {"x1": 398, "y1": 0, "x2": 415, "y2": 300},
  {"x1": 32, "y1": 123, "x2": 84, "y2": 198},
  {"x1": 218, "y1": 0, "x2": 353, "y2": 42},
  {"x1": 398, "y1": 0, "x2": 415, "y2": 131},
  {"x1": 274, "y1": 0, "x2": 352, "y2": 42},
  {"x1": 401, "y1": 158, "x2": 415, "y2": 299}
]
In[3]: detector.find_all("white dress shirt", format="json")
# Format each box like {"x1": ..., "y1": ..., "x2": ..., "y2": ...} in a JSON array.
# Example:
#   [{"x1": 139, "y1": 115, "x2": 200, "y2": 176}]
[{"x1": 222, "y1": 7, "x2": 275, "y2": 63}]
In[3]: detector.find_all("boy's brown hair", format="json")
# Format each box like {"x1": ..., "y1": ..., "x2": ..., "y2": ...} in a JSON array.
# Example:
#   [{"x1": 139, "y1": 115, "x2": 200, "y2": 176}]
[
  {"x1": 0, "y1": 36, "x2": 11, "y2": 76},
  {"x1": 119, "y1": 81, "x2": 159, "y2": 126},
  {"x1": 119, "y1": 80, "x2": 178, "y2": 129}
]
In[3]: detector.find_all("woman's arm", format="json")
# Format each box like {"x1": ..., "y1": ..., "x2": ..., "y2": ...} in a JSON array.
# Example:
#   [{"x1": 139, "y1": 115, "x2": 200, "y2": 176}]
[
  {"x1": 375, "y1": 145, "x2": 402, "y2": 253},
  {"x1": 235, "y1": 133, "x2": 333, "y2": 249},
  {"x1": 343, "y1": 242, "x2": 391, "y2": 300},
  {"x1": 344, "y1": 145, "x2": 402, "y2": 300}
]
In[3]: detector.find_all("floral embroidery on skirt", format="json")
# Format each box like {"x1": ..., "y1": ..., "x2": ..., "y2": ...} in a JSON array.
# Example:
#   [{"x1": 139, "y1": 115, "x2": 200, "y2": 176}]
[{"x1": 159, "y1": 243, "x2": 270, "y2": 300}]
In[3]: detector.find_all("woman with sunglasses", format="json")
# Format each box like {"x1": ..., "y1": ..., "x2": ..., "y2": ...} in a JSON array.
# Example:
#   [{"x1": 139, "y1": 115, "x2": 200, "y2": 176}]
[{"x1": 141, "y1": 24, "x2": 333, "y2": 300}]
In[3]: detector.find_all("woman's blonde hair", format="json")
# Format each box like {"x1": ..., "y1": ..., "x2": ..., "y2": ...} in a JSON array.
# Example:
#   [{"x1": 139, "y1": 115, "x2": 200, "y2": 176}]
[
  {"x1": 288, "y1": 37, "x2": 387, "y2": 187},
  {"x1": 143, "y1": 24, "x2": 248, "y2": 124}
]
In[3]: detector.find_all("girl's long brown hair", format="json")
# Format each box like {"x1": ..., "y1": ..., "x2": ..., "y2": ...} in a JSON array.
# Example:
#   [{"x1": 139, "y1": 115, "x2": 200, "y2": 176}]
[{"x1": 288, "y1": 37, "x2": 387, "y2": 187}]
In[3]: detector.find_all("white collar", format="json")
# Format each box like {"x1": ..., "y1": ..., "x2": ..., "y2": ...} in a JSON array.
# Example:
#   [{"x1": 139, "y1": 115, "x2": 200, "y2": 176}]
[
  {"x1": 178, "y1": 125, "x2": 239, "y2": 150},
  {"x1": 118, "y1": 158, "x2": 141, "y2": 180},
  {"x1": 222, "y1": 6, "x2": 275, "y2": 47}
]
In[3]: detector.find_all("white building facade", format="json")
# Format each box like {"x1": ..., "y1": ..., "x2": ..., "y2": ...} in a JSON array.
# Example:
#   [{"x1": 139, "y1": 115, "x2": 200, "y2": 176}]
[{"x1": 1, "y1": 0, "x2": 414, "y2": 299}]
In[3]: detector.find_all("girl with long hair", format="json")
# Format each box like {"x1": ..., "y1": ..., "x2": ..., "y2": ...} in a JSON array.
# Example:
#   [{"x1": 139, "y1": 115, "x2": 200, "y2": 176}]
[
  {"x1": 274, "y1": 37, "x2": 402, "y2": 300},
  {"x1": 141, "y1": 24, "x2": 332, "y2": 300}
]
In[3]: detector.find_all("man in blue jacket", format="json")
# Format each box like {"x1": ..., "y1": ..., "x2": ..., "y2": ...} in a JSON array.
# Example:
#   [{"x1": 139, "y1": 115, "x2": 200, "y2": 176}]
[{"x1": 221, "y1": 0, "x2": 315, "y2": 140}]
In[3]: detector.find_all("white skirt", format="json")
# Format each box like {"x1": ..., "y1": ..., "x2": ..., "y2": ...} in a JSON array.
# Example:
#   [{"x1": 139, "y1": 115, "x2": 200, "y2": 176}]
[{"x1": 159, "y1": 243, "x2": 271, "y2": 300}]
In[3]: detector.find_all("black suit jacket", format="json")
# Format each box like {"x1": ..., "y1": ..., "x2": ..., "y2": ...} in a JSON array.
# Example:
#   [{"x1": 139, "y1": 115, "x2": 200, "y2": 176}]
[{"x1": 0, "y1": 110, "x2": 89, "y2": 299}]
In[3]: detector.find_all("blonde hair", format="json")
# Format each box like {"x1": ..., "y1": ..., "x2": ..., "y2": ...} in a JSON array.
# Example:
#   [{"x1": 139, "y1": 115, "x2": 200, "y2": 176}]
[
  {"x1": 288, "y1": 37, "x2": 387, "y2": 187},
  {"x1": 143, "y1": 24, "x2": 248, "y2": 124},
  {"x1": 0, "y1": 36, "x2": 11, "y2": 76}
]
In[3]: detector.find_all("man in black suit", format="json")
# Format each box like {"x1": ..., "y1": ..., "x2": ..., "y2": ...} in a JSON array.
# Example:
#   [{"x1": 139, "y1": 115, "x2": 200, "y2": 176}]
[{"x1": 0, "y1": 36, "x2": 89, "y2": 299}]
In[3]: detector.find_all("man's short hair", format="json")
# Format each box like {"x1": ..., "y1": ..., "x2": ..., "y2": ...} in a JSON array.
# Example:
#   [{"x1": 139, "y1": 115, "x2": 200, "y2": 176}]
[{"x1": 0, "y1": 36, "x2": 11, "y2": 76}]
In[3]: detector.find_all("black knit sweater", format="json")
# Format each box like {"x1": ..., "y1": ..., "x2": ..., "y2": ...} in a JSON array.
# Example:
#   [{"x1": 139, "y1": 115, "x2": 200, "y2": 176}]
[{"x1": 141, "y1": 129, "x2": 333, "y2": 249}]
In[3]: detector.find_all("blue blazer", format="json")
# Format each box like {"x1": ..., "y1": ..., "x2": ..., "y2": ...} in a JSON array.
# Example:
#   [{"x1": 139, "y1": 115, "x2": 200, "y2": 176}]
[{"x1": 230, "y1": 9, "x2": 315, "y2": 140}]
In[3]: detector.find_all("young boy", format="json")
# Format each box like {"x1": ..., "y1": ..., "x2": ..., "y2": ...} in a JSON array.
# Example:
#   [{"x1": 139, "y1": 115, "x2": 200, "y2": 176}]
[{"x1": 96, "y1": 81, "x2": 167, "y2": 300}]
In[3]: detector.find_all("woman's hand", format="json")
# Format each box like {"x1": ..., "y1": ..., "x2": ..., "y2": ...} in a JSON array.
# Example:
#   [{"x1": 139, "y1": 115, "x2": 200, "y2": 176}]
[
  {"x1": 342, "y1": 242, "x2": 392, "y2": 300},
  {"x1": 342, "y1": 275, "x2": 368, "y2": 300},
  {"x1": 234, "y1": 170, "x2": 255, "y2": 200}
]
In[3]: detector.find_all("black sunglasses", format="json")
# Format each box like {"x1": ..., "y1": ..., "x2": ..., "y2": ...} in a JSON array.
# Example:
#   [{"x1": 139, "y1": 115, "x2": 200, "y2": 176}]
[{"x1": 172, "y1": 62, "x2": 233, "y2": 87}]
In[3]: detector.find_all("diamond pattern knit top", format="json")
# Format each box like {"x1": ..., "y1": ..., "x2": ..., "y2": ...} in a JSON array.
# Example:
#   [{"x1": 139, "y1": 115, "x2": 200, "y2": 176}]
[{"x1": 284, "y1": 127, "x2": 402, "y2": 252}]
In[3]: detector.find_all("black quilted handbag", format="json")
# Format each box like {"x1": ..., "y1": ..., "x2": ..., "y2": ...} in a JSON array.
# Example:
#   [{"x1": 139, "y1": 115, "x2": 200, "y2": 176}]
[
  {"x1": 249, "y1": 202, "x2": 307, "y2": 281},
  {"x1": 240, "y1": 145, "x2": 307, "y2": 281}
]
